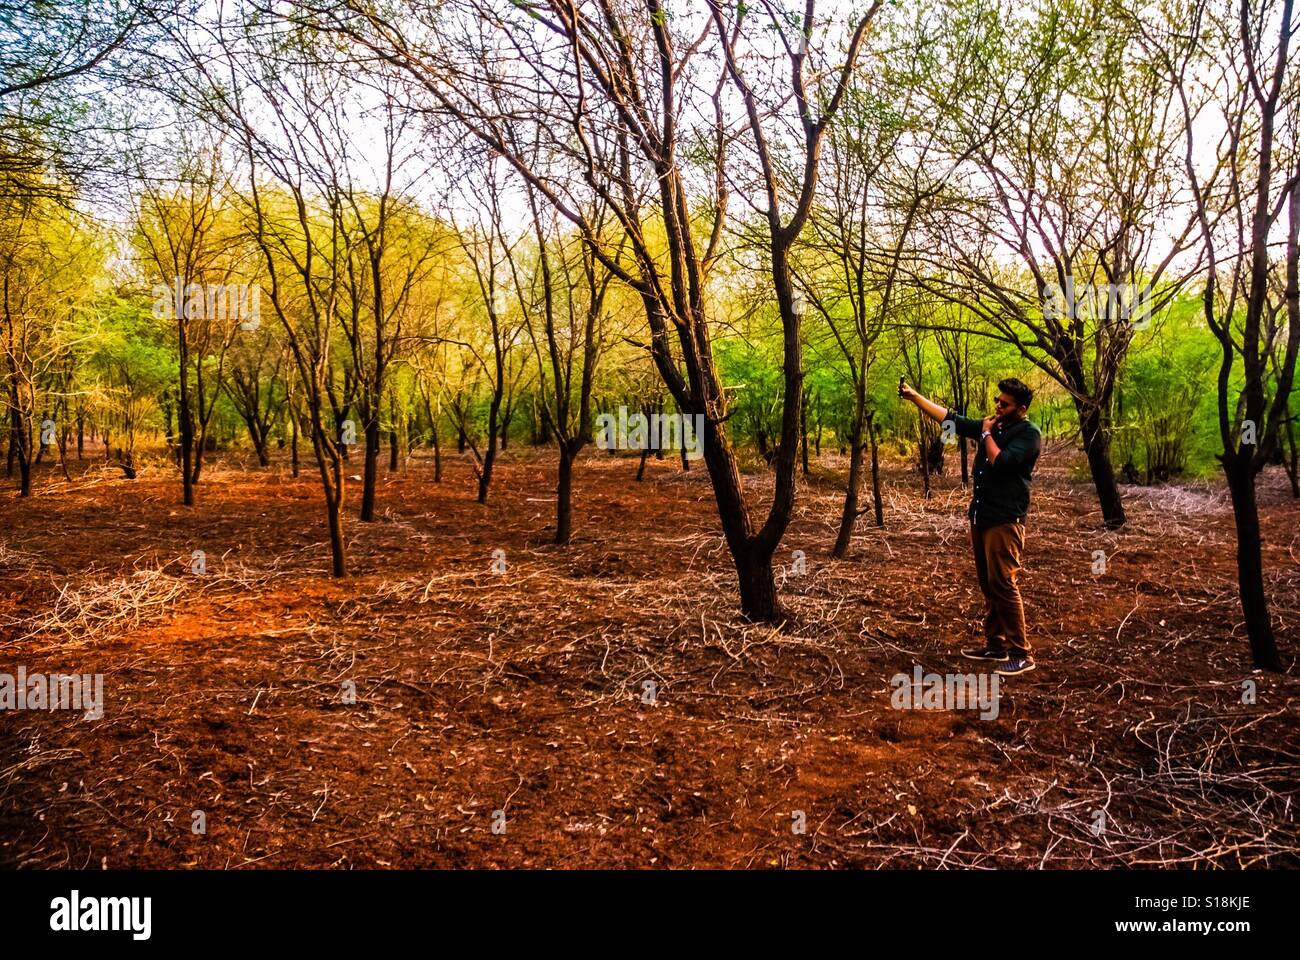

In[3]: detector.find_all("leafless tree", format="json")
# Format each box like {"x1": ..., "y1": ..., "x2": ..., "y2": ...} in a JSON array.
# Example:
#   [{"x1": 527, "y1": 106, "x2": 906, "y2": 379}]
[
  {"x1": 170, "y1": 13, "x2": 359, "y2": 574},
  {"x1": 516, "y1": 184, "x2": 618, "y2": 543},
  {"x1": 1159, "y1": 0, "x2": 1299, "y2": 669},
  {"x1": 131, "y1": 142, "x2": 241, "y2": 504},
  {"x1": 905, "y1": 0, "x2": 1202, "y2": 529},
  {"x1": 305, "y1": 0, "x2": 881, "y2": 619}
]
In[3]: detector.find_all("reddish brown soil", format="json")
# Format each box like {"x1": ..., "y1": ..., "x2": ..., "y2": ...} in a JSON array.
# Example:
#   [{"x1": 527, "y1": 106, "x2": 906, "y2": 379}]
[{"x1": 1, "y1": 442, "x2": 1297, "y2": 868}]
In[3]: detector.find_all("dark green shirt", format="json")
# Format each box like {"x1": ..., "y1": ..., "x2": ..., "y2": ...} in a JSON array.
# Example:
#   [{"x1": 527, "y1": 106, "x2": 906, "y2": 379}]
[{"x1": 947, "y1": 410, "x2": 1042, "y2": 528}]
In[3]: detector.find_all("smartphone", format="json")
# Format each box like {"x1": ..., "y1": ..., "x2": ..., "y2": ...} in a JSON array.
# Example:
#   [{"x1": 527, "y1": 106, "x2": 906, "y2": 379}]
[{"x1": 897, "y1": 376, "x2": 905, "y2": 397}]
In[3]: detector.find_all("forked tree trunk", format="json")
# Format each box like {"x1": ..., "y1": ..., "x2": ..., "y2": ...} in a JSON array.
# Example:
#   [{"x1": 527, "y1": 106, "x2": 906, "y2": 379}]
[
  {"x1": 699, "y1": 423, "x2": 782, "y2": 622},
  {"x1": 244, "y1": 417, "x2": 270, "y2": 466}
]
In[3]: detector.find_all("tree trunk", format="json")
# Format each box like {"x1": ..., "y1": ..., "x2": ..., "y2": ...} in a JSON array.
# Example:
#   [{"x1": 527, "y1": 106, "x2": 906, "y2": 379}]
[
  {"x1": 1225, "y1": 463, "x2": 1282, "y2": 670},
  {"x1": 919, "y1": 435, "x2": 930, "y2": 499},
  {"x1": 699, "y1": 423, "x2": 782, "y2": 622},
  {"x1": 18, "y1": 448, "x2": 30, "y2": 496},
  {"x1": 800, "y1": 392, "x2": 810, "y2": 476},
  {"x1": 360, "y1": 417, "x2": 380, "y2": 521},
  {"x1": 313, "y1": 414, "x2": 347, "y2": 577},
  {"x1": 733, "y1": 544, "x2": 779, "y2": 623},
  {"x1": 178, "y1": 343, "x2": 195, "y2": 505},
  {"x1": 1077, "y1": 403, "x2": 1127, "y2": 528},
  {"x1": 832, "y1": 421, "x2": 863, "y2": 559},
  {"x1": 290, "y1": 412, "x2": 299, "y2": 479},
  {"x1": 555, "y1": 445, "x2": 575, "y2": 545},
  {"x1": 431, "y1": 421, "x2": 442, "y2": 482},
  {"x1": 191, "y1": 435, "x2": 207, "y2": 483},
  {"x1": 389, "y1": 426, "x2": 399, "y2": 473},
  {"x1": 180, "y1": 403, "x2": 194, "y2": 506},
  {"x1": 162, "y1": 394, "x2": 175, "y2": 456},
  {"x1": 325, "y1": 489, "x2": 347, "y2": 577},
  {"x1": 868, "y1": 411, "x2": 883, "y2": 527},
  {"x1": 1284, "y1": 413, "x2": 1299, "y2": 497},
  {"x1": 56, "y1": 411, "x2": 70, "y2": 481},
  {"x1": 478, "y1": 392, "x2": 502, "y2": 504},
  {"x1": 11, "y1": 404, "x2": 30, "y2": 496},
  {"x1": 245, "y1": 417, "x2": 270, "y2": 467},
  {"x1": 477, "y1": 431, "x2": 496, "y2": 503},
  {"x1": 478, "y1": 443, "x2": 496, "y2": 502}
]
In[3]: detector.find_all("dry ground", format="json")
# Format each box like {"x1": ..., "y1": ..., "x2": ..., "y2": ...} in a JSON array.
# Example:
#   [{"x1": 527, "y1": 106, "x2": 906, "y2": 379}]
[{"x1": 1, "y1": 440, "x2": 1297, "y2": 868}]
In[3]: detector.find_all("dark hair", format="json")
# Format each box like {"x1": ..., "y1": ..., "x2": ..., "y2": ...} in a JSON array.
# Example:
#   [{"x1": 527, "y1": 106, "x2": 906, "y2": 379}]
[{"x1": 998, "y1": 378, "x2": 1033, "y2": 410}]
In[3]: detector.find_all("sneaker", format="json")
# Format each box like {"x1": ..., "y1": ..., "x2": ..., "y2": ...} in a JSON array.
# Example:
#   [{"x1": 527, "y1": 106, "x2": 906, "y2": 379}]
[
  {"x1": 994, "y1": 656, "x2": 1036, "y2": 676},
  {"x1": 961, "y1": 646, "x2": 1009, "y2": 662}
]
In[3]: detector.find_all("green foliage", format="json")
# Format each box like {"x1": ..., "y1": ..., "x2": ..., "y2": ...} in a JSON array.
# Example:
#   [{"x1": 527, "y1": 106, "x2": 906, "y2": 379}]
[{"x1": 1112, "y1": 300, "x2": 1219, "y2": 481}]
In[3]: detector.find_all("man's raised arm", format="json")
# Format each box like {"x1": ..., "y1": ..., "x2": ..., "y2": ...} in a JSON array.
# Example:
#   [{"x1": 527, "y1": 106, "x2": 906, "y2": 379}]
[{"x1": 898, "y1": 380, "x2": 950, "y2": 424}]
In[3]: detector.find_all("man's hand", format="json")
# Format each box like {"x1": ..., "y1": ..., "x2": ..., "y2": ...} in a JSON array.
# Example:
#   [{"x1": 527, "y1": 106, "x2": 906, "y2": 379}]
[
  {"x1": 980, "y1": 414, "x2": 1004, "y2": 464},
  {"x1": 901, "y1": 382, "x2": 948, "y2": 424}
]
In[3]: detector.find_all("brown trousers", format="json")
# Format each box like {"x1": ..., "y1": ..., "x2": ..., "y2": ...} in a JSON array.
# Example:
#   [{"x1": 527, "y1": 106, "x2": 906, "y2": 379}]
[{"x1": 971, "y1": 521, "x2": 1030, "y2": 657}]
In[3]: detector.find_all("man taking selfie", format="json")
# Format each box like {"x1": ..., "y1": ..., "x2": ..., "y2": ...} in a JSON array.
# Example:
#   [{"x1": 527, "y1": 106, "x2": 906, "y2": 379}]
[{"x1": 898, "y1": 378, "x2": 1043, "y2": 675}]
